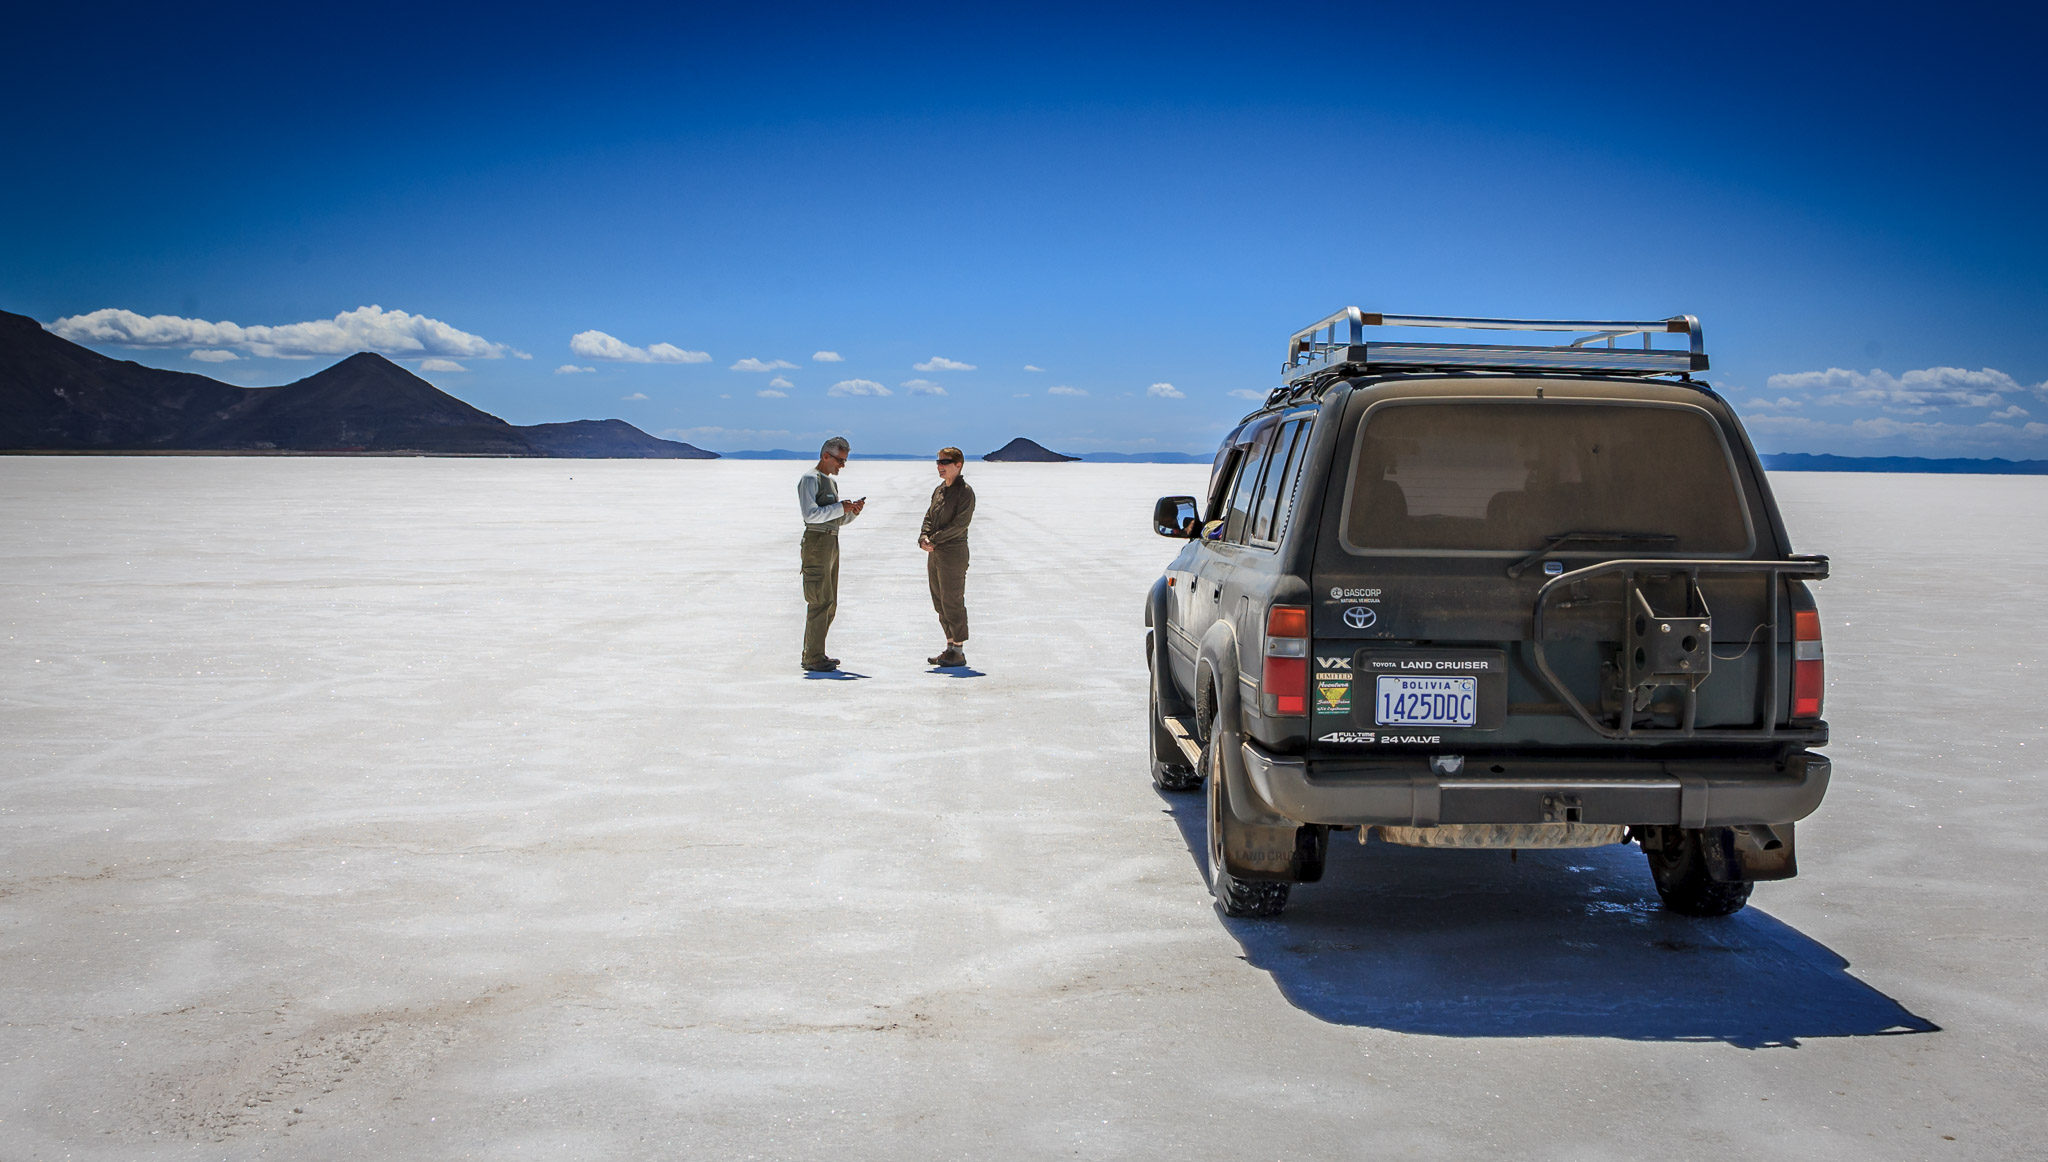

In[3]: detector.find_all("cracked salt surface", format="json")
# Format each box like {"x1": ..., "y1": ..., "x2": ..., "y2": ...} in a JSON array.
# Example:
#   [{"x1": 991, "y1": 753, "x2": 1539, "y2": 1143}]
[{"x1": 0, "y1": 458, "x2": 2042, "y2": 1159}]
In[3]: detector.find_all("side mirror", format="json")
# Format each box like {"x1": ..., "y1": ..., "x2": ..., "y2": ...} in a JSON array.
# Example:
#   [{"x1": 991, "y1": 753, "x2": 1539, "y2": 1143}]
[{"x1": 1153, "y1": 495, "x2": 1200, "y2": 538}]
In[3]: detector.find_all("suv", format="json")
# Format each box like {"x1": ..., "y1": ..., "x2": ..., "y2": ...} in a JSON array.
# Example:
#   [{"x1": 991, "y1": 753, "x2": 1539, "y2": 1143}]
[{"x1": 1145, "y1": 309, "x2": 1829, "y2": 918}]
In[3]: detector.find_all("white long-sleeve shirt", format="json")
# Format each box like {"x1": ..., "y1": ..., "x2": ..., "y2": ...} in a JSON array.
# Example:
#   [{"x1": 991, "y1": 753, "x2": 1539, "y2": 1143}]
[{"x1": 797, "y1": 468, "x2": 859, "y2": 531}]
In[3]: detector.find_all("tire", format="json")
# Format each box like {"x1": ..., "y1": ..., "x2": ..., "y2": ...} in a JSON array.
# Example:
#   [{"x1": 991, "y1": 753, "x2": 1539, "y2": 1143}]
[
  {"x1": 1148, "y1": 633, "x2": 1201, "y2": 792},
  {"x1": 1204, "y1": 731, "x2": 1290, "y2": 917},
  {"x1": 1645, "y1": 828, "x2": 1754, "y2": 917}
]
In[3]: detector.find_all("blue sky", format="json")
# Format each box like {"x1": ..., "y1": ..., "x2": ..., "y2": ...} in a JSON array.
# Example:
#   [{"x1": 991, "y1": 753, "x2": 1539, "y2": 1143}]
[{"x1": 6, "y1": 1, "x2": 2044, "y2": 457}]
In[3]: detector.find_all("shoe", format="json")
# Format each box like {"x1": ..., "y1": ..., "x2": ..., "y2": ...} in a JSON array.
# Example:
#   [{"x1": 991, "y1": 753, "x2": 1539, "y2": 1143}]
[
  {"x1": 803, "y1": 659, "x2": 838, "y2": 673},
  {"x1": 930, "y1": 646, "x2": 966, "y2": 667},
  {"x1": 823, "y1": 656, "x2": 840, "y2": 668}
]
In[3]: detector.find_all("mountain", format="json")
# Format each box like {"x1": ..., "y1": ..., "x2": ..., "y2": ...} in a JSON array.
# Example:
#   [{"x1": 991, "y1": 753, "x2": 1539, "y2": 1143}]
[
  {"x1": 1761, "y1": 453, "x2": 2048, "y2": 475},
  {"x1": 0, "y1": 309, "x2": 247, "y2": 449},
  {"x1": 187, "y1": 351, "x2": 537, "y2": 454},
  {"x1": 0, "y1": 310, "x2": 713, "y2": 457},
  {"x1": 522, "y1": 419, "x2": 715, "y2": 458},
  {"x1": 1077, "y1": 451, "x2": 1211, "y2": 463},
  {"x1": 983, "y1": 437, "x2": 1078, "y2": 462}
]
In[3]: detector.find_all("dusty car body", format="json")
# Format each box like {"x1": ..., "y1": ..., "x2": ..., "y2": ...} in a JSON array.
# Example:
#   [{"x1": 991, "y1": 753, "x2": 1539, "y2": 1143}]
[{"x1": 1146, "y1": 310, "x2": 1829, "y2": 917}]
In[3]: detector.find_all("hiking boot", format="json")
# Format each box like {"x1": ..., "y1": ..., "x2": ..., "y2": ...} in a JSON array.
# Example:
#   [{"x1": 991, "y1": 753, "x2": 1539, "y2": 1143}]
[{"x1": 929, "y1": 646, "x2": 967, "y2": 668}]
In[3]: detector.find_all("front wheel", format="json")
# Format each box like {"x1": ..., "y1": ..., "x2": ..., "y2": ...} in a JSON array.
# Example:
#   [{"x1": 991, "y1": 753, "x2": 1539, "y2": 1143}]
[
  {"x1": 1204, "y1": 733, "x2": 1289, "y2": 917},
  {"x1": 1646, "y1": 828, "x2": 1753, "y2": 916}
]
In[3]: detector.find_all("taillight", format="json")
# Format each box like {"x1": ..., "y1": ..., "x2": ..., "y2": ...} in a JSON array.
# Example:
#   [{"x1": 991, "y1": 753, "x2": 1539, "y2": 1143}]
[
  {"x1": 1792, "y1": 608, "x2": 1824, "y2": 719},
  {"x1": 1264, "y1": 605, "x2": 1308, "y2": 716}
]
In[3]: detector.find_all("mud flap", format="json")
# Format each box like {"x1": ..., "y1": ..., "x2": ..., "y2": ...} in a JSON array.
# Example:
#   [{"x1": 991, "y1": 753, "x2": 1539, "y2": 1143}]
[
  {"x1": 1214, "y1": 730, "x2": 1325, "y2": 882},
  {"x1": 1701, "y1": 823, "x2": 1798, "y2": 882}
]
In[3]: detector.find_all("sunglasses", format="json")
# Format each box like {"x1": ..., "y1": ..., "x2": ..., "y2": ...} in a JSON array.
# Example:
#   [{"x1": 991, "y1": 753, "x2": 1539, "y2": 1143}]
[{"x1": 936, "y1": 458, "x2": 961, "y2": 465}]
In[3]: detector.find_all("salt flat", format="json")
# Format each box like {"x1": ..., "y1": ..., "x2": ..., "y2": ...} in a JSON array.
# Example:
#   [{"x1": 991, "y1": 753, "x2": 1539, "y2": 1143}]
[{"x1": 1, "y1": 457, "x2": 2043, "y2": 1160}]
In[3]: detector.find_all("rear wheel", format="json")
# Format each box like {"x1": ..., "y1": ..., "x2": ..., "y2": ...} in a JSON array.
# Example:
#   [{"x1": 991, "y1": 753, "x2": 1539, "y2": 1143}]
[
  {"x1": 1204, "y1": 732, "x2": 1290, "y2": 917},
  {"x1": 1646, "y1": 828, "x2": 1753, "y2": 916},
  {"x1": 1148, "y1": 633, "x2": 1200, "y2": 792}
]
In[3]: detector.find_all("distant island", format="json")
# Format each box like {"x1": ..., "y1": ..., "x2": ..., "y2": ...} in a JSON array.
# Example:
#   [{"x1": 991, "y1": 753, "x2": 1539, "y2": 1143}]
[
  {"x1": 0, "y1": 310, "x2": 714, "y2": 458},
  {"x1": 1761, "y1": 453, "x2": 2048, "y2": 476},
  {"x1": 983, "y1": 437, "x2": 1078, "y2": 462}
]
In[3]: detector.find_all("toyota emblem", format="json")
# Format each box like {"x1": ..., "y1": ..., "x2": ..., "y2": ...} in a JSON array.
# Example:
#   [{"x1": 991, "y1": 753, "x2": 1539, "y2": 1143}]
[{"x1": 1343, "y1": 606, "x2": 1376, "y2": 629}]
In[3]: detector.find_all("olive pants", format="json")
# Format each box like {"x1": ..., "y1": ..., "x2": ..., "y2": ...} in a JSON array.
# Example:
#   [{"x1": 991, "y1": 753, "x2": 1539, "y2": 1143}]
[
  {"x1": 927, "y1": 540, "x2": 969, "y2": 643},
  {"x1": 800, "y1": 529, "x2": 839, "y2": 665}
]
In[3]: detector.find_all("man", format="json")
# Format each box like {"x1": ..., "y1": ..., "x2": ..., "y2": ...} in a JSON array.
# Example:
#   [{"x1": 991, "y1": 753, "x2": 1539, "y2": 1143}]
[
  {"x1": 797, "y1": 436, "x2": 865, "y2": 672},
  {"x1": 918, "y1": 446, "x2": 976, "y2": 667}
]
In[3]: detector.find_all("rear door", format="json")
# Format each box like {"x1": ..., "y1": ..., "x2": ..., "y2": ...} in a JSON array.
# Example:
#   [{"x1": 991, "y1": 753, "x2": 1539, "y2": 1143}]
[{"x1": 1308, "y1": 384, "x2": 1778, "y2": 752}]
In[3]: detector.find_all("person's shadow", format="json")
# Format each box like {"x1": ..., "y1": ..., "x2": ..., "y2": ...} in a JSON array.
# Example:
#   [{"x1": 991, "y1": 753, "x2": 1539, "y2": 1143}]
[
  {"x1": 928, "y1": 665, "x2": 986, "y2": 679},
  {"x1": 803, "y1": 669, "x2": 871, "y2": 680},
  {"x1": 1161, "y1": 792, "x2": 1938, "y2": 1047}
]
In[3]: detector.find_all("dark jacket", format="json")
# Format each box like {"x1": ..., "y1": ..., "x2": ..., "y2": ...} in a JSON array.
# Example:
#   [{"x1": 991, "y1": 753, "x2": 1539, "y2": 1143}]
[{"x1": 919, "y1": 476, "x2": 976, "y2": 547}]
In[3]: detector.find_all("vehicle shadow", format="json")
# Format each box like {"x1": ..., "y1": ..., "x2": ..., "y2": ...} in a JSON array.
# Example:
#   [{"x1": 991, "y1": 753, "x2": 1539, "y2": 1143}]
[{"x1": 1159, "y1": 791, "x2": 1939, "y2": 1047}]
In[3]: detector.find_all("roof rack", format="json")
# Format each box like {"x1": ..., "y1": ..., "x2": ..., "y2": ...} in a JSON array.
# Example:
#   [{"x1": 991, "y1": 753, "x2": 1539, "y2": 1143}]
[{"x1": 1282, "y1": 309, "x2": 1706, "y2": 387}]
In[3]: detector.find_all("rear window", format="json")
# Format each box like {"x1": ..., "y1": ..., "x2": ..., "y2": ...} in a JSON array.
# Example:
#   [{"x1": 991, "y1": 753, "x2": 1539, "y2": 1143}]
[{"x1": 1342, "y1": 400, "x2": 1753, "y2": 554}]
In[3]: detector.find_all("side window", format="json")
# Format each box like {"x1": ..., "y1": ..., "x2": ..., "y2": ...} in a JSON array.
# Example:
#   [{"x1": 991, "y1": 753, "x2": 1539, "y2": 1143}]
[
  {"x1": 1268, "y1": 418, "x2": 1315, "y2": 542},
  {"x1": 1249, "y1": 420, "x2": 1306, "y2": 544},
  {"x1": 1224, "y1": 422, "x2": 1276, "y2": 543}
]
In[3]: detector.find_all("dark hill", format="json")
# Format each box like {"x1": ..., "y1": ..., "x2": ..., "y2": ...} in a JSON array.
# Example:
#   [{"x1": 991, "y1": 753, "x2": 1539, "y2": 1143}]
[
  {"x1": 522, "y1": 419, "x2": 716, "y2": 458},
  {"x1": 0, "y1": 309, "x2": 247, "y2": 449},
  {"x1": 190, "y1": 351, "x2": 535, "y2": 454},
  {"x1": 0, "y1": 310, "x2": 714, "y2": 457},
  {"x1": 983, "y1": 437, "x2": 1078, "y2": 462}
]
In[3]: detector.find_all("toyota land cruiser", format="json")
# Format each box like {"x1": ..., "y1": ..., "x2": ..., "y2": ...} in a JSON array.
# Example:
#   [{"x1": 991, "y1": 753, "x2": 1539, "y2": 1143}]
[{"x1": 1145, "y1": 309, "x2": 1829, "y2": 918}]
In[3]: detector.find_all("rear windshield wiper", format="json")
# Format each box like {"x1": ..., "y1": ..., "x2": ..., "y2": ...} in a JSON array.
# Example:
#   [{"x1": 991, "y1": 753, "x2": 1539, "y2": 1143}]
[{"x1": 1507, "y1": 531, "x2": 1678, "y2": 579}]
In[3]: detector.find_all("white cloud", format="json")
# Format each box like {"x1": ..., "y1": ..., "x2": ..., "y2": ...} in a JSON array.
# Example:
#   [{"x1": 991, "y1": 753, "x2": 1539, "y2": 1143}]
[
  {"x1": 189, "y1": 349, "x2": 238, "y2": 362},
  {"x1": 758, "y1": 389, "x2": 789, "y2": 398},
  {"x1": 1228, "y1": 388, "x2": 1266, "y2": 401},
  {"x1": 555, "y1": 364, "x2": 597, "y2": 375},
  {"x1": 915, "y1": 356, "x2": 975, "y2": 371},
  {"x1": 1991, "y1": 405, "x2": 2030, "y2": 420},
  {"x1": 1023, "y1": 364, "x2": 1044, "y2": 372},
  {"x1": 568, "y1": 330, "x2": 710, "y2": 364},
  {"x1": 1767, "y1": 366, "x2": 2042, "y2": 414},
  {"x1": 419, "y1": 358, "x2": 467, "y2": 372},
  {"x1": 828, "y1": 379, "x2": 891, "y2": 397},
  {"x1": 731, "y1": 357, "x2": 799, "y2": 372},
  {"x1": 812, "y1": 351, "x2": 843, "y2": 362},
  {"x1": 902, "y1": 379, "x2": 947, "y2": 396},
  {"x1": 768, "y1": 376, "x2": 794, "y2": 388},
  {"x1": 49, "y1": 305, "x2": 511, "y2": 360},
  {"x1": 1047, "y1": 385, "x2": 1086, "y2": 396},
  {"x1": 1740, "y1": 397, "x2": 1803, "y2": 412},
  {"x1": 1147, "y1": 382, "x2": 1185, "y2": 399},
  {"x1": 621, "y1": 392, "x2": 649, "y2": 401}
]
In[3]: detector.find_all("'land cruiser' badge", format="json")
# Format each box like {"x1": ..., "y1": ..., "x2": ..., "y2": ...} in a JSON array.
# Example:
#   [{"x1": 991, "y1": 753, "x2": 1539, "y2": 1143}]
[{"x1": 1343, "y1": 606, "x2": 1377, "y2": 629}]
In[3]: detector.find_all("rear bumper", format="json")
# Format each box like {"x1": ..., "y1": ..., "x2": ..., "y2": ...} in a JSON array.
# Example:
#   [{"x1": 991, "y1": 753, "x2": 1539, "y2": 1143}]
[{"x1": 1239, "y1": 742, "x2": 1830, "y2": 829}]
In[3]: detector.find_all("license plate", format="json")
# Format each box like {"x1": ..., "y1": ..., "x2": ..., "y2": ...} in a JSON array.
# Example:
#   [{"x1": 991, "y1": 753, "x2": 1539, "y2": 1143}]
[{"x1": 1375, "y1": 676, "x2": 1478, "y2": 728}]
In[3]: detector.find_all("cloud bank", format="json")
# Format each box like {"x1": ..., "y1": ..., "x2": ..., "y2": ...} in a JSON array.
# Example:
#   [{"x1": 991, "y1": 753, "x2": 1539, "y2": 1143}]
[
  {"x1": 812, "y1": 351, "x2": 843, "y2": 362},
  {"x1": 915, "y1": 356, "x2": 975, "y2": 371},
  {"x1": 50, "y1": 306, "x2": 514, "y2": 361},
  {"x1": 1048, "y1": 385, "x2": 1086, "y2": 396},
  {"x1": 731, "y1": 357, "x2": 798, "y2": 372},
  {"x1": 1767, "y1": 366, "x2": 2043, "y2": 414},
  {"x1": 828, "y1": 379, "x2": 890, "y2": 397},
  {"x1": 569, "y1": 330, "x2": 711, "y2": 364},
  {"x1": 1147, "y1": 382, "x2": 1184, "y2": 399},
  {"x1": 902, "y1": 379, "x2": 946, "y2": 396},
  {"x1": 418, "y1": 358, "x2": 467, "y2": 372}
]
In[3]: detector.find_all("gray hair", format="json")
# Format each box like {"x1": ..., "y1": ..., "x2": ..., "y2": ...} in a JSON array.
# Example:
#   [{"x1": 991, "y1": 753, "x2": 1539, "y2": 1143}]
[{"x1": 820, "y1": 436, "x2": 850, "y2": 458}]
